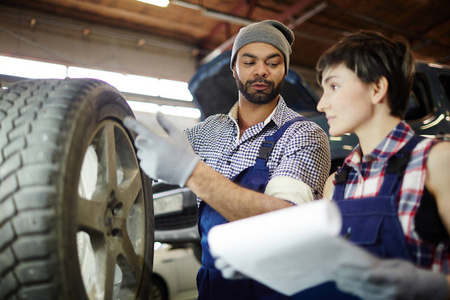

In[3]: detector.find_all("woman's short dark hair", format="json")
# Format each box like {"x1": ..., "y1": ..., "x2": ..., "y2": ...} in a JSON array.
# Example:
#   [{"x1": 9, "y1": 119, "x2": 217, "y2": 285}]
[{"x1": 316, "y1": 30, "x2": 415, "y2": 118}]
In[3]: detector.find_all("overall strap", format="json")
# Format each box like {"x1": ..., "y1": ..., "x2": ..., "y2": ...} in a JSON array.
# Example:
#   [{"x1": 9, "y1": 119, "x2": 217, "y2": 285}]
[
  {"x1": 333, "y1": 165, "x2": 351, "y2": 199},
  {"x1": 379, "y1": 135, "x2": 424, "y2": 196},
  {"x1": 334, "y1": 135, "x2": 424, "y2": 199},
  {"x1": 256, "y1": 116, "x2": 306, "y2": 164}
]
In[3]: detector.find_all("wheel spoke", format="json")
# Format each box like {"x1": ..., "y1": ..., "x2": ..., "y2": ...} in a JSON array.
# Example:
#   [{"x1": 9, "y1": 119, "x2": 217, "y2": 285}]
[
  {"x1": 96, "y1": 122, "x2": 118, "y2": 191},
  {"x1": 117, "y1": 169, "x2": 143, "y2": 215},
  {"x1": 78, "y1": 196, "x2": 107, "y2": 234},
  {"x1": 118, "y1": 232, "x2": 142, "y2": 288},
  {"x1": 106, "y1": 123, "x2": 118, "y2": 190},
  {"x1": 92, "y1": 245, "x2": 116, "y2": 300}
]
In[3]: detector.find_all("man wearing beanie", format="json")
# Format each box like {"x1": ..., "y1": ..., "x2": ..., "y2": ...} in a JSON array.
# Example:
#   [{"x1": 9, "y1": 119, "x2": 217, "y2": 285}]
[{"x1": 124, "y1": 20, "x2": 330, "y2": 299}]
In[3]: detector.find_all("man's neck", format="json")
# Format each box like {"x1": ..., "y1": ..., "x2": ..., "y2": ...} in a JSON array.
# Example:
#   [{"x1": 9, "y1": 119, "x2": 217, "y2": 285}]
[{"x1": 237, "y1": 95, "x2": 279, "y2": 134}]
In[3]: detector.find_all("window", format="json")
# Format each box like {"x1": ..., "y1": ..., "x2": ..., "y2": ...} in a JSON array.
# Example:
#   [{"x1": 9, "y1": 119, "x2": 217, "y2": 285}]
[
  {"x1": 438, "y1": 74, "x2": 450, "y2": 106},
  {"x1": 405, "y1": 73, "x2": 433, "y2": 120}
]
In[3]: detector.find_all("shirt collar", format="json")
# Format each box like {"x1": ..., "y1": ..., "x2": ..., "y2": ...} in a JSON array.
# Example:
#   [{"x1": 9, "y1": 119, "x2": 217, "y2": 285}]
[
  {"x1": 228, "y1": 96, "x2": 288, "y2": 129},
  {"x1": 344, "y1": 121, "x2": 415, "y2": 167}
]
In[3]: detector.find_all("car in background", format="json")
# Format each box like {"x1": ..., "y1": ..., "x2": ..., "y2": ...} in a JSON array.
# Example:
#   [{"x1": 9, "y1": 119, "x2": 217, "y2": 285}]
[
  {"x1": 153, "y1": 182, "x2": 201, "y2": 244},
  {"x1": 151, "y1": 243, "x2": 201, "y2": 300},
  {"x1": 153, "y1": 59, "x2": 450, "y2": 248}
]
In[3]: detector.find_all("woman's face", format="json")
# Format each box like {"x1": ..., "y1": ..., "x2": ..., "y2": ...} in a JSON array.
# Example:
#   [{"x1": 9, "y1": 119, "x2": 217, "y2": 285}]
[{"x1": 317, "y1": 64, "x2": 374, "y2": 137}]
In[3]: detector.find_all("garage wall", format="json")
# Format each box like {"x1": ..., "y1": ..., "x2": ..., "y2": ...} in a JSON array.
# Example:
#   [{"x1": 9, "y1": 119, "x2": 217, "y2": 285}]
[
  {"x1": 0, "y1": 5, "x2": 198, "y2": 82},
  {"x1": 0, "y1": 5, "x2": 320, "y2": 130},
  {"x1": 0, "y1": 5, "x2": 202, "y2": 129}
]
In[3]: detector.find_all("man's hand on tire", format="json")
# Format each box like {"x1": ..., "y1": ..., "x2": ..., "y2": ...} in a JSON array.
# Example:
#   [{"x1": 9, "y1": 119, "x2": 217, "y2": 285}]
[{"x1": 124, "y1": 112, "x2": 199, "y2": 187}]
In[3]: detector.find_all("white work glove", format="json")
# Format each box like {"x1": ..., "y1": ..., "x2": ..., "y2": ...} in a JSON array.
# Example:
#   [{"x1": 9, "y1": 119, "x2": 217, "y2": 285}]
[
  {"x1": 334, "y1": 258, "x2": 448, "y2": 300},
  {"x1": 214, "y1": 257, "x2": 248, "y2": 280},
  {"x1": 124, "y1": 112, "x2": 199, "y2": 187}
]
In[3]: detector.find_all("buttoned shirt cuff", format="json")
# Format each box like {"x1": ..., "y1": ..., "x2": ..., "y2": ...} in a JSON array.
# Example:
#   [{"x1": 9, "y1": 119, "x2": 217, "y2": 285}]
[{"x1": 264, "y1": 176, "x2": 313, "y2": 205}]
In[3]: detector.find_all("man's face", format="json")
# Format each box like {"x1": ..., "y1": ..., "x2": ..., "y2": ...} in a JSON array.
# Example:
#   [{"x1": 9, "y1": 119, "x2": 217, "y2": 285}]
[{"x1": 233, "y1": 42, "x2": 286, "y2": 105}]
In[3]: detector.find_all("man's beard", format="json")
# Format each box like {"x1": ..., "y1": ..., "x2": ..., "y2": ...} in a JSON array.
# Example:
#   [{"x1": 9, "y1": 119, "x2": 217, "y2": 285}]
[{"x1": 235, "y1": 75, "x2": 284, "y2": 105}]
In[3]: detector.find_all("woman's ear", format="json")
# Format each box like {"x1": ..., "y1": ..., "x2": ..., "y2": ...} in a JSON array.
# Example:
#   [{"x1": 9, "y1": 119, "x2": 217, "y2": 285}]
[{"x1": 371, "y1": 76, "x2": 389, "y2": 104}]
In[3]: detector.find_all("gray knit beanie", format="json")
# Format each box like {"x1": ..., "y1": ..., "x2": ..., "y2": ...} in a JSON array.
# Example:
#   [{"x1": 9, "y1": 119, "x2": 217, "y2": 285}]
[{"x1": 230, "y1": 20, "x2": 294, "y2": 74}]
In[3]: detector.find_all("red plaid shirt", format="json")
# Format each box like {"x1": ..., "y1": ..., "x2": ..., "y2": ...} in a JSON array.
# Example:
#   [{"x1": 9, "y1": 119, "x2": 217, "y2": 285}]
[{"x1": 335, "y1": 121, "x2": 449, "y2": 273}]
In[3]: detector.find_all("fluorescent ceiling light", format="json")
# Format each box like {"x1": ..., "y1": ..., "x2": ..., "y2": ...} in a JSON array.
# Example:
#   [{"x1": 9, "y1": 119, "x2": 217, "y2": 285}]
[
  {"x1": 68, "y1": 66, "x2": 125, "y2": 88},
  {"x1": 159, "y1": 79, "x2": 193, "y2": 101},
  {"x1": 67, "y1": 67, "x2": 192, "y2": 101},
  {"x1": 123, "y1": 74, "x2": 159, "y2": 97},
  {"x1": 127, "y1": 101, "x2": 159, "y2": 113},
  {"x1": 0, "y1": 56, "x2": 66, "y2": 79},
  {"x1": 160, "y1": 105, "x2": 200, "y2": 118},
  {"x1": 127, "y1": 101, "x2": 200, "y2": 119},
  {"x1": 0, "y1": 55, "x2": 196, "y2": 118},
  {"x1": 136, "y1": 0, "x2": 169, "y2": 7}
]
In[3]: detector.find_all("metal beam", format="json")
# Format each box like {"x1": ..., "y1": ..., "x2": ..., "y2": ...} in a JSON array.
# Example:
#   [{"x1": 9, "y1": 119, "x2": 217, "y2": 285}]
[
  {"x1": 199, "y1": 1, "x2": 250, "y2": 48},
  {"x1": 200, "y1": 0, "x2": 327, "y2": 65},
  {"x1": 171, "y1": 0, "x2": 252, "y2": 26}
]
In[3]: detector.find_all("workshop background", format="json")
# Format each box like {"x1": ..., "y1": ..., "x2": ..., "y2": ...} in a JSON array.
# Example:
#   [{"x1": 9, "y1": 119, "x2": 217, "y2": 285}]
[
  {"x1": 0, "y1": 0, "x2": 449, "y2": 131},
  {"x1": 0, "y1": 1, "x2": 449, "y2": 300}
]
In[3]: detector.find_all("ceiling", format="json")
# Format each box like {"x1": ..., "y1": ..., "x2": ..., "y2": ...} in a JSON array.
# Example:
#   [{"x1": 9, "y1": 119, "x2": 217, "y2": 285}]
[{"x1": 2, "y1": 0, "x2": 450, "y2": 71}]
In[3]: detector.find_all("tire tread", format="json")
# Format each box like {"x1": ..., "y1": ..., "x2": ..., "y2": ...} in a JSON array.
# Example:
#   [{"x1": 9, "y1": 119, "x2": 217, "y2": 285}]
[{"x1": 0, "y1": 80, "x2": 74, "y2": 300}]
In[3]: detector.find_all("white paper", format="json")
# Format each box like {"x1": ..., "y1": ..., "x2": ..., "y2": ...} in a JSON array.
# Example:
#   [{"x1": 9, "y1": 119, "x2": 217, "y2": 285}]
[{"x1": 208, "y1": 200, "x2": 378, "y2": 295}]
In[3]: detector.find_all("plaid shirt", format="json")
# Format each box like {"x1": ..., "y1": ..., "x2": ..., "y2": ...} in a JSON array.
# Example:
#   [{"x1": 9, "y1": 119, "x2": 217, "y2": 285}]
[
  {"x1": 336, "y1": 121, "x2": 449, "y2": 273},
  {"x1": 185, "y1": 97, "x2": 330, "y2": 201}
]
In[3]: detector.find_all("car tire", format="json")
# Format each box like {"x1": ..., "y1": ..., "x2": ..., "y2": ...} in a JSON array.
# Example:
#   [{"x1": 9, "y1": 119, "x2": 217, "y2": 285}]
[
  {"x1": 150, "y1": 276, "x2": 168, "y2": 300},
  {"x1": 0, "y1": 78, "x2": 154, "y2": 300}
]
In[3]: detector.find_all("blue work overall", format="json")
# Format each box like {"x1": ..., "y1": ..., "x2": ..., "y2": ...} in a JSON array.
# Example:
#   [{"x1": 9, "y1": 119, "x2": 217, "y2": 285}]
[
  {"x1": 291, "y1": 135, "x2": 424, "y2": 300},
  {"x1": 196, "y1": 117, "x2": 304, "y2": 300}
]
